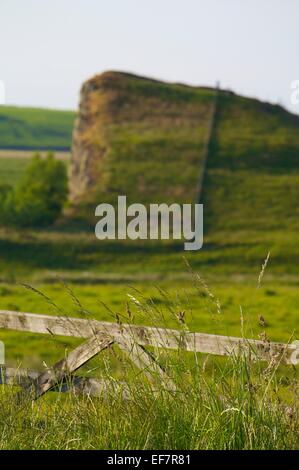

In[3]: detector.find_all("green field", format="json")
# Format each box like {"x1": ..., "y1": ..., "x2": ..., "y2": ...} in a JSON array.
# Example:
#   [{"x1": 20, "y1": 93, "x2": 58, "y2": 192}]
[
  {"x1": 0, "y1": 153, "x2": 69, "y2": 188},
  {"x1": 0, "y1": 105, "x2": 75, "y2": 149},
  {"x1": 0, "y1": 278, "x2": 298, "y2": 367},
  {"x1": 0, "y1": 157, "x2": 30, "y2": 187}
]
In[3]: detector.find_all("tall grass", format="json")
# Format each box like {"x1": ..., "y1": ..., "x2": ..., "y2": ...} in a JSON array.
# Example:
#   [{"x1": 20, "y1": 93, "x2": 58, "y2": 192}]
[{"x1": 0, "y1": 280, "x2": 297, "y2": 450}]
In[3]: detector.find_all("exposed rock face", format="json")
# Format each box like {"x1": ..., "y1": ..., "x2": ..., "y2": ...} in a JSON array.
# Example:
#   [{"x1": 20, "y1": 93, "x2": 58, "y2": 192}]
[
  {"x1": 69, "y1": 71, "x2": 215, "y2": 205},
  {"x1": 70, "y1": 72, "x2": 117, "y2": 202},
  {"x1": 69, "y1": 71, "x2": 299, "y2": 251}
]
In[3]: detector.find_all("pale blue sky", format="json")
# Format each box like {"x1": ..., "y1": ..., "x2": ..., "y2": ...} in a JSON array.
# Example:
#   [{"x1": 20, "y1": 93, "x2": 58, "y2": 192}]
[{"x1": 1, "y1": 0, "x2": 298, "y2": 113}]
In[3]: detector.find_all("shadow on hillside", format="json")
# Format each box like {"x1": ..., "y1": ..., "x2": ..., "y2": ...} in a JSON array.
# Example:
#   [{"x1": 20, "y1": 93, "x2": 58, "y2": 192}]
[{"x1": 0, "y1": 236, "x2": 186, "y2": 271}]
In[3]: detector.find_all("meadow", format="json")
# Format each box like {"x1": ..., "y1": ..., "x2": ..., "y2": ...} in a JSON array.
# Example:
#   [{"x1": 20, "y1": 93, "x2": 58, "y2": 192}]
[
  {"x1": 0, "y1": 275, "x2": 298, "y2": 450},
  {"x1": 0, "y1": 268, "x2": 298, "y2": 450},
  {"x1": 0, "y1": 346, "x2": 297, "y2": 450},
  {"x1": 0, "y1": 89, "x2": 298, "y2": 449}
]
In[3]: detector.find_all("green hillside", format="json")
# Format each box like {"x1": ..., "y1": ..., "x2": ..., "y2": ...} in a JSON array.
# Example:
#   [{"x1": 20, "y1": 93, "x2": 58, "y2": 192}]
[
  {"x1": 1, "y1": 74, "x2": 299, "y2": 280},
  {"x1": 0, "y1": 105, "x2": 75, "y2": 149},
  {"x1": 70, "y1": 71, "x2": 216, "y2": 206},
  {"x1": 200, "y1": 92, "x2": 299, "y2": 274},
  {"x1": 204, "y1": 92, "x2": 299, "y2": 232},
  {"x1": 0, "y1": 74, "x2": 298, "y2": 375}
]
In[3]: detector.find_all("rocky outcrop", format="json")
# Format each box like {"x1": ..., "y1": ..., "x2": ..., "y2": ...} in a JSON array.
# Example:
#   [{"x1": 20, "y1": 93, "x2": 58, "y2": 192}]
[
  {"x1": 69, "y1": 71, "x2": 215, "y2": 205},
  {"x1": 70, "y1": 72, "x2": 118, "y2": 202}
]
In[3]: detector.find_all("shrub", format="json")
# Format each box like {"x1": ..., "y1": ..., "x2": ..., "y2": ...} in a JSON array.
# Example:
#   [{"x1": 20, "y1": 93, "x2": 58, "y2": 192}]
[{"x1": 0, "y1": 152, "x2": 68, "y2": 227}]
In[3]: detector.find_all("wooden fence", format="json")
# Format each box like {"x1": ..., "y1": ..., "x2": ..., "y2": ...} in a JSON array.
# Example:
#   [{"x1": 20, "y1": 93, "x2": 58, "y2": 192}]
[{"x1": 0, "y1": 309, "x2": 296, "y2": 400}]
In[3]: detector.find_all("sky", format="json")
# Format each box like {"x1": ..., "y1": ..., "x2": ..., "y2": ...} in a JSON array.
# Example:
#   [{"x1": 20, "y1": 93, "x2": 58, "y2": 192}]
[{"x1": 0, "y1": 0, "x2": 298, "y2": 113}]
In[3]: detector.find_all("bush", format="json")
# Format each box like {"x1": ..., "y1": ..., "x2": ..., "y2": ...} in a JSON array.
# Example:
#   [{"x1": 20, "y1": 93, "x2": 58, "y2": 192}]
[
  {"x1": 0, "y1": 183, "x2": 16, "y2": 225},
  {"x1": 0, "y1": 152, "x2": 68, "y2": 227}
]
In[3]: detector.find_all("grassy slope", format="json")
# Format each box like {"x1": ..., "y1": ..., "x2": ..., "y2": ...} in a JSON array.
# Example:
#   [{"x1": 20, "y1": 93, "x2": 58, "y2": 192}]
[
  {"x1": 104, "y1": 81, "x2": 215, "y2": 206},
  {"x1": 0, "y1": 105, "x2": 75, "y2": 149},
  {"x1": 3, "y1": 80, "x2": 298, "y2": 279},
  {"x1": 0, "y1": 80, "x2": 298, "y2": 366},
  {"x1": 0, "y1": 88, "x2": 297, "y2": 450},
  {"x1": 200, "y1": 93, "x2": 299, "y2": 274},
  {"x1": 0, "y1": 86, "x2": 299, "y2": 281},
  {"x1": 71, "y1": 72, "x2": 215, "y2": 210},
  {"x1": 0, "y1": 157, "x2": 30, "y2": 186}
]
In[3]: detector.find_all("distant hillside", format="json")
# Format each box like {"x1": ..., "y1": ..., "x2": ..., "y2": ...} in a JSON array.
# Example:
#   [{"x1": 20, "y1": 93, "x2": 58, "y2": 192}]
[
  {"x1": 204, "y1": 92, "x2": 299, "y2": 233},
  {"x1": 70, "y1": 71, "x2": 299, "y2": 215},
  {"x1": 69, "y1": 71, "x2": 299, "y2": 274},
  {"x1": 0, "y1": 106, "x2": 75, "y2": 150},
  {"x1": 70, "y1": 71, "x2": 216, "y2": 206}
]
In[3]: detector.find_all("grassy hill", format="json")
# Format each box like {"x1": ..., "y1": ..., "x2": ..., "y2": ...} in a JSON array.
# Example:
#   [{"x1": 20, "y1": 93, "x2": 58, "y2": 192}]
[
  {"x1": 70, "y1": 71, "x2": 216, "y2": 205},
  {"x1": 67, "y1": 72, "x2": 299, "y2": 276},
  {"x1": 0, "y1": 75, "x2": 297, "y2": 451},
  {"x1": 201, "y1": 92, "x2": 299, "y2": 275},
  {"x1": 0, "y1": 105, "x2": 75, "y2": 150},
  {"x1": 204, "y1": 92, "x2": 299, "y2": 232},
  {"x1": 1, "y1": 73, "x2": 299, "y2": 279}
]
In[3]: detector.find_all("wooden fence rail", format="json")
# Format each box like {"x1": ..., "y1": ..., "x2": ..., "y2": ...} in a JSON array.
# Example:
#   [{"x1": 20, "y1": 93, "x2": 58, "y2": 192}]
[{"x1": 0, "y1": 309, "x2": 296, "y2": 400}]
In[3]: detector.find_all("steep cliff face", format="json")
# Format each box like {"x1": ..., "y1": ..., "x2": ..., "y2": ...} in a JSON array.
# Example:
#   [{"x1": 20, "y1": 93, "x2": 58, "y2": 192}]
[
  {"x1": 70, "y1": 72, "x2": 119, "y2": 202},
  {"x1": 70, "y1": 71, "x2": 299, "y2": 236},
  {"x1": 70, "y1": 71, "x2": 216, "y2": 205}
]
